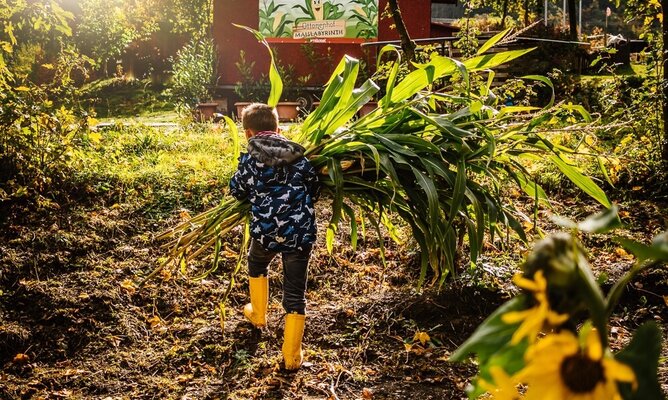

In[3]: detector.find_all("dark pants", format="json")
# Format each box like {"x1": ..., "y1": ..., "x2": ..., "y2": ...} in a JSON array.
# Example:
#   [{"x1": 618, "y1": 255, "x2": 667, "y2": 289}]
[{"x1": 247, "y1": 239, "x2": 311, "y2": 315}]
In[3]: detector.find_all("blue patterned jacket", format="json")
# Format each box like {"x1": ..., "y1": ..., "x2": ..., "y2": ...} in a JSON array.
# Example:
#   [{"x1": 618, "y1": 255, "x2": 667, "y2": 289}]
[{"x1": 229, "y1": 132, "x2": 319, "y2": 252}]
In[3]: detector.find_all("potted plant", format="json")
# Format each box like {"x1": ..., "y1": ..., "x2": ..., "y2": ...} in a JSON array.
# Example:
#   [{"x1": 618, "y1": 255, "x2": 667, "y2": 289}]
[
  {"x1": 233, "y1": 50, "x2": 271, "y2": 118},
  {"x1": 170, "y1": 38, "x2": 219, "y2": 122}
]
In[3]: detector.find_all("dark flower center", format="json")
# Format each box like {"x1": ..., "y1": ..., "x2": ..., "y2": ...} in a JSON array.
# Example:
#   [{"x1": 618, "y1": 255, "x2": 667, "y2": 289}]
[{"x1": 560, "y1": 354, "x2": 605, "y2": 393}]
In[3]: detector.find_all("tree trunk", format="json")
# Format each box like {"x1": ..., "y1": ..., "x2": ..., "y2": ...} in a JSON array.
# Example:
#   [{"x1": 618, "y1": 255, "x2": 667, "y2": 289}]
[
  {"x1": 663, "y1": 0, "x2": 668, "y2": 162},
  {"x1": 501, "y1": 0, "x2": 510, "y2": 28},
  {"x1": 567, "y1": 0, "x2": 578, "y2": 41},
  {"x1": 387, "y1": 0, "x2": 416, "y2": 62},
  {"x1": 524, "y1": 0, "x2": 530, "y2": 26}
]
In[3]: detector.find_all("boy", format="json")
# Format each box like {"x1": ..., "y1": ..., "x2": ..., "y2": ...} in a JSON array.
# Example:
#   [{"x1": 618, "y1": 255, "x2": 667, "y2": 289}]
[{"x1": 229, "y1": 103, "x2": 319, "y2": 370}]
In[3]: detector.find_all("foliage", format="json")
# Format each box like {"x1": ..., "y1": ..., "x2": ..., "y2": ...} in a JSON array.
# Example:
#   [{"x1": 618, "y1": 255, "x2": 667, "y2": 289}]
[
  {"x1": 259, "y1": 1, "x2": 293, "y2": 38},
  {"x1": 451, "y1": 207, "x2": 666, "y2": 399},
  {"x1": 350, "y1": 0, "x2": 379, "y2": 38},
  {"x1": 454, "y1": 17, "x2": 481, "y2": 59},
  {"x1": 567, "y1": 72, "x2": 666, "y2": 191},
  {"x1": 80, "y1": 77, "x2": 173, "y2": 118},
  {"x1": 233, "y1": 50, "x2": 269, "y2": 103},
  {"x1": 0, "y1": 86, "x2": 90, "y2": 200},
  {"x1": 1, "y1": 0, "x2": 73, "y2": 85},
  {"x1": 159, "y1": 28, "x2": 611, "y2": 286},
  {"x1": 293, "y1": 0, "x2": 345, "y2": 25},
  {"x1": 0, "y1": 0, "x2": 94, "y2": 201},
  {"x1": 157, "y1": 0, "x2": 213, "y2": 39},
  {"x1": 75, "y1": 0, "x2": 152, "y2": 75},
  {"x1": 168, "y1": 37, "x2": 217, "y2": 110}
]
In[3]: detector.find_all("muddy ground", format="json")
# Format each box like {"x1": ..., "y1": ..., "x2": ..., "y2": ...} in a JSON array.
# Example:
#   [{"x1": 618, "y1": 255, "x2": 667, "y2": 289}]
[{"x1": 0, "y1": 195, "x2": 666, "y2": 400}]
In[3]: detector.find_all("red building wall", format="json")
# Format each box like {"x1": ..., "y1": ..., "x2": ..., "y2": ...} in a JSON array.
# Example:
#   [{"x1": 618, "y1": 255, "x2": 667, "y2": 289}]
[{"x1": 213, "y1": 0, "x2": 433, "y2": 90}]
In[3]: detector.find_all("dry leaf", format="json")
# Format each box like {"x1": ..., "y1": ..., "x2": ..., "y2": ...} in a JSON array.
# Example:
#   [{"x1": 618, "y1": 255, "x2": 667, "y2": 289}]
[
  {"x1": 413, "y1": 331, "x2": 430, "y2": 346},
  {"x1": 120, "y1": 279, "x2": 136, "y2": 294},
  {"x1": 147, "y1": 315, "x2": 162, "y2": 329},
  {"x1": 12, "y1": 353, "x2": 29, "y2": 364},
  {"x1": 614, "y1": 248, "x2": 633, "y2": 259},
  {"x1": 663, "y1": 295, "x2": 668, "y2": 307},
  {"x1": 223, "y1": 249, "x2": 238, "y2": 259},
  {"x1": 362, "y1": 387, "x2": 374, "y2": 399}
]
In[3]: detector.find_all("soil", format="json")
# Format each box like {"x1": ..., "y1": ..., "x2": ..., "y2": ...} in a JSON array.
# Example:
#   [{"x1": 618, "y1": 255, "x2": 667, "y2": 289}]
[{"x1": 0, "y1": 196, "x2": 666, "y2": 400}]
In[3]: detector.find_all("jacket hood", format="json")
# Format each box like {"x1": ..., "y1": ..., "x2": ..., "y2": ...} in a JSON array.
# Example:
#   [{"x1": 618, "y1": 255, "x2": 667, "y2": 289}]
[{"x1": 248, "y1": 133, "x2": 305, "y2": 166}]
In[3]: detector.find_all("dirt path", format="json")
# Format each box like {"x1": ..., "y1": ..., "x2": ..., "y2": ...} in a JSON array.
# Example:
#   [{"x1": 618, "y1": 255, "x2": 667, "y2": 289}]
[{"x1": 1, "y1": 198, "x2": 666, "y2": 399}]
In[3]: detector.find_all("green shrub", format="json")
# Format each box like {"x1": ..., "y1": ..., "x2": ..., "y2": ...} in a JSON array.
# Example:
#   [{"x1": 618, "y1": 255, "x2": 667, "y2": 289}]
[
  {"x1": 0, "y1": 85, "x2": 90, "y2": 200},
  {"x1": 168, "y1": 38, "x2": 217, "y2": 111}
]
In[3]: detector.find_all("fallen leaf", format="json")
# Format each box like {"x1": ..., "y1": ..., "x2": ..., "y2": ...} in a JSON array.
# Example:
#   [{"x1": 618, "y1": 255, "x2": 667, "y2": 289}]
[
  {"x1": 223, "y1": 249, "x2": 238, "y2": 259},
  {"x1": 120, "y1": 279, "x2": 136, "y2": 294},
  {"x1": 413, "y1": 331, "x2": 430, "y2": 346},
  {"x1": 663, "y1": 295, "x2": 668, "y2": 307},
  {"x1": 147, "y1": 315, "x2": 162, "y2": 329},
  {"x1": 362, "y1": 387, "x2": 374, "y2": 399},
  {"x1": 614, "y1": 248, "x2": 633, "y2": 259},
  {"x1": 12, "y1": 353, "x2": 29, "y2": 364}
]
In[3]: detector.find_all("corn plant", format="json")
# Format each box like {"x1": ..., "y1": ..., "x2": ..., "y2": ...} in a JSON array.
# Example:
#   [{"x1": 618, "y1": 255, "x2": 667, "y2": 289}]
[
  {"x1": 350, "y1": 0, "x2": 378, "y2": 39},
  {"x1": 156, "y1": 28, "x2": 611, "y2": 286},
  {"x1": 259, "y1": 0, "x2": 293, "y2": 38}
]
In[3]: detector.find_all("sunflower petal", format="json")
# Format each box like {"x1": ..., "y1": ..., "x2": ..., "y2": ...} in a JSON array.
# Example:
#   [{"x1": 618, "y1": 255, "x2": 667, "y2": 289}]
[
  {"x1": 586, "y1": 328, "x2": 603, "y2": 360},
  {"x1": 603, "y1": 358, "x2": 637, "y2": 388}
]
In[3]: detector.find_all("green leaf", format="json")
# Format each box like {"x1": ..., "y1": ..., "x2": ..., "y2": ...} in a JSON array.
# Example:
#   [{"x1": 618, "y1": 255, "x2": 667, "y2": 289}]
[
  {"x1": 616, "y1": 322, "x2": 663, "y2": 400},
  {"x1": 233, "y1": 24, "x2": 283, "y2": 106},
  {"x1": 450, "y1": 296, "x2": 529, "y2": 398},
  {"x1": 477, "y1": 28, "x2": 512, "y2": 55},
  {"x1": 222, "y1": 116, "x2": 240, "y2": 160},
  {"x1": 521, "y1": 75, "x2": 555, "y2": 108},
  {"x1": 548, "y1": 155, "x2": 611, "y2": 208},
  {"x1": 615, "y1": 233, "x2": 668, "y2": 263},
  {"x1": 342, "y1": 204, "x2": 358, "y2": 251},
  {"x1": 450, "y1": 296, "x2": 526, "y2": 362},
  {"x1": 464, "y1": 48, "x2": 535, "y2": 72},
  {"x1": 577, "y1": 205, "x2": 622, "y2": 233}
]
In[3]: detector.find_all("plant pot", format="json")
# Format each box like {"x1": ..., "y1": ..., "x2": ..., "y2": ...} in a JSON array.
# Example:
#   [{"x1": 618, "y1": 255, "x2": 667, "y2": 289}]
[
  {"x1": 234, "y1": 102, "x2": 252, "y2": 119},
  {"x1": 358, "y1": 101, "x2": 378, "y2": 117},
  {"x1": 276, "y1": 102, "x2": 301, "y2": 122},
  {"x1": 195, "y1": 102, "x2": 219, "y2": 121},
  {"x1": 195, "y1": 102, "x2": 219, "y2": 122}
]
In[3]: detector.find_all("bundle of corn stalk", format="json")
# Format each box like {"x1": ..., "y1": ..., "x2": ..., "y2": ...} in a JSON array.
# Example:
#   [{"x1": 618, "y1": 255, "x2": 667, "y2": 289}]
[{"x1": 156, "y1": 29, "x2": 610, "y2": 286}]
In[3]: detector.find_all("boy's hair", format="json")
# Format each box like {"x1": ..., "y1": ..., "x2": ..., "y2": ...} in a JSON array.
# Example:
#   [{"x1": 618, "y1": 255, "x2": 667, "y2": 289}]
[{"x1": 241, "y1": 103, "x2": 279, "y2": 132}]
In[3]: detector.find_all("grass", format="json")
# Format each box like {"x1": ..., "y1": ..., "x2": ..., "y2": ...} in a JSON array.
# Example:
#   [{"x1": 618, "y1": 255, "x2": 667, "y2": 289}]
[
  {"x1": 76, "y1": 122, "x2": 238, "y2": 216},
  {"x1": 80, "y1": 77, "x2": 176, "y2": 119},
  {"x1": 579, "y1": 61, "x2": 649, "y2": 82}
]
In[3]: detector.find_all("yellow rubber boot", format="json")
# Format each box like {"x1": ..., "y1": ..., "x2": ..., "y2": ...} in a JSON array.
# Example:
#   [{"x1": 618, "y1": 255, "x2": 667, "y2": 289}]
[
  {"x1": 243, "y1": 276, "x2": 268, "y2": 328},
  {"x1": 282, "y1": 313, "x2": 305, "y2": 370}
]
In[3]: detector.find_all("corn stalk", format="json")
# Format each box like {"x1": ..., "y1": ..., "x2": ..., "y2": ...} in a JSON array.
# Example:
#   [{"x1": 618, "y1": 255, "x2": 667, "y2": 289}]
[{"x1": 156, "y1": 29, "x2": 610, "y2": 286}]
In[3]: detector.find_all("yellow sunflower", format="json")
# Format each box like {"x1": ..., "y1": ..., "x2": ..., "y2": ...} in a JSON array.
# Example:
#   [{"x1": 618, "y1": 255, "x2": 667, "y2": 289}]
[
  {"x1": 517, "y1": 329, "x2": 636, "y2": 400},
  {"x1": 501, "y1": 271, "x2": 569, "y2": 344},
  {"x1": 479, "y1": 366, "x2": 522, "y2": 400}
]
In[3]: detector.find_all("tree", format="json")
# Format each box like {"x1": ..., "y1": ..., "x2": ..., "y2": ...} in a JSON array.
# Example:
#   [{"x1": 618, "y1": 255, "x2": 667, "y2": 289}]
[
  {"x1": 662, "y1": 0, "x2": 668, "y2": 162},
  {"x1": 567, "y1": 0, "x2": 578, "y2": 40},
  {"x1": 75, "y1": 0, "x2": 150, "y2": 76},
  {"x1": 387, "y1": 0, "x2": 415, "y2": 62}
]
